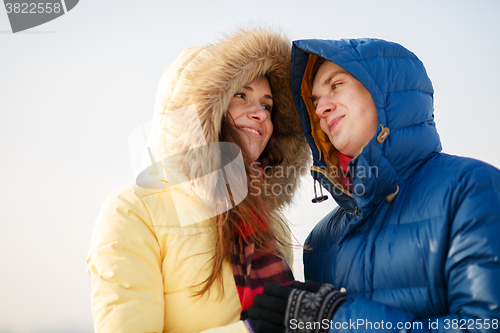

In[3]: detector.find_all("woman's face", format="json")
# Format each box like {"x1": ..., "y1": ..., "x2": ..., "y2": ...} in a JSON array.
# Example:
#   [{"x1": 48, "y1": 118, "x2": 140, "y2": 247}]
[{"x1": 228, "y1": 77, "x2": 274, "y2": 162}]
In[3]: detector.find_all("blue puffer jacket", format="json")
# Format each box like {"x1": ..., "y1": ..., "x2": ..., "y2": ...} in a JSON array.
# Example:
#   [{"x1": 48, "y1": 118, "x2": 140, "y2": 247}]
[{"x1": 291, "y1": 39, "x2": 500, "y2": 332}]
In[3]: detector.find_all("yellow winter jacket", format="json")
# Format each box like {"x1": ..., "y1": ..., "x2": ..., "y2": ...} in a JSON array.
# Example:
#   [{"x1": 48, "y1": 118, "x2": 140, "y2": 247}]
[{"x1": 87, "y1": 28, "x2": 310, "y2": 333}]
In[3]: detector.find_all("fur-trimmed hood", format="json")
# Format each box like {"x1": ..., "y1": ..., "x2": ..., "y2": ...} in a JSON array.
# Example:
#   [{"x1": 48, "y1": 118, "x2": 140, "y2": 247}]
[{"x1": 145, "y1": 28, "x2": 310, "y2": 210}]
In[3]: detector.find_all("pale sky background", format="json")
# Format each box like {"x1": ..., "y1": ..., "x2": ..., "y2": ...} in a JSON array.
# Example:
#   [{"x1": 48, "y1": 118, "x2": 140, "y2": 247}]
[{"x1": 1, "y1": 0, "x2": 499, "y2": 332}]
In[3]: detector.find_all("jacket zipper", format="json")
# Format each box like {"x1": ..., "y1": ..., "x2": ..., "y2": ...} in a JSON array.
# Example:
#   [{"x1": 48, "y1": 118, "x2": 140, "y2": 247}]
[{"x1": 349, "y1": 206, "x2": 361, "y2": 217}]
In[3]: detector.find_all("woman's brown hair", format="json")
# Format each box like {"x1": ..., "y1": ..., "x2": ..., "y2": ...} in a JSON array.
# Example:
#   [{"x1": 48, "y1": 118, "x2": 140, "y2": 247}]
[{"x1": 193, "y1": 76, "x2": 290, "y2": 297}]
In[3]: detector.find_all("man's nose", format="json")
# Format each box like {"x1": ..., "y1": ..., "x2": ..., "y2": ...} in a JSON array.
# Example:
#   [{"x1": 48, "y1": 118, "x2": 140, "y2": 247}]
[{"x1": 315, "y1": 97, "x2": 335, "y2": 118}]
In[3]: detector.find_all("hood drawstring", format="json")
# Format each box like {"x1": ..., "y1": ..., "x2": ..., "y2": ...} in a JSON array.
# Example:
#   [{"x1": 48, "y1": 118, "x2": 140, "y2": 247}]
[
  {"x1": 312, "y1": 149, "x2": 328, "y2": 203},
  {"x1": 376, "y1": 124, "x2": 399, "y2": 202},
  {"x1": 386, "y1": 186, "x2": 399, "y2": 202},
  {"x1": 377, "y1": 124, "x2": 391, "y2": 143},
  {"x1": 312, "y1": 179, "x2": 328, "y2": 203}
]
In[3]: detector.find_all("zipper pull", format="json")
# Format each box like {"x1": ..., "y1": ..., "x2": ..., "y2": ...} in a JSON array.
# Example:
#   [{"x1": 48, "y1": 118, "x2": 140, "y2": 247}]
[{"x1": 349, "y1": 207, "x2": 361, "y2": 217}]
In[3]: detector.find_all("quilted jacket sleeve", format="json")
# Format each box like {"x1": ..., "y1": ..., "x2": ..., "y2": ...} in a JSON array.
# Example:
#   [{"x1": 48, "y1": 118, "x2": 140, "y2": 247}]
[
  {"x1": 87, "y1": 188, "x2": 250, "y2": 333},
  {"x1": 329, "y1": 165, "x2": 500, "y2": 333},
  {"x1": 86, "y1": 189, "x2": 165, "y2": 333}
]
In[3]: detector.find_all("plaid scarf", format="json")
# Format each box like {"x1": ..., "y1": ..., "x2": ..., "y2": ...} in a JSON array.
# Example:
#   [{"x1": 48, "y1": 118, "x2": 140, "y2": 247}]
[{"x1": 231, "y1": 214, "x2": 294, "y2": 313}]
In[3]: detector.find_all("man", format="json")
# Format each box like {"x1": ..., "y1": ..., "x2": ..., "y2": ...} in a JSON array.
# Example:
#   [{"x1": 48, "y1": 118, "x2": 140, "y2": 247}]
[{"x1": 246, "y1": 39, "x2": 500, "y2": 332}]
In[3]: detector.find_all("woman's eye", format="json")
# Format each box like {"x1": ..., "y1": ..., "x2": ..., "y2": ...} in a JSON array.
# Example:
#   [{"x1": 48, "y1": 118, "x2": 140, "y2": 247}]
[
  {"x1": 263, "y1": 104, "x2": 272, "y2": 112},
  {"x1": 234, "y1": 93, "x2": 245, "y2": 98}
]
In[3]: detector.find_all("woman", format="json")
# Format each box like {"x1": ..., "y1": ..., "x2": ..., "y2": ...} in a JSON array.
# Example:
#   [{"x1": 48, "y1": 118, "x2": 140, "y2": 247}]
[{"x1": 86, "y1": 28, "x2": 310, "y2": 332}]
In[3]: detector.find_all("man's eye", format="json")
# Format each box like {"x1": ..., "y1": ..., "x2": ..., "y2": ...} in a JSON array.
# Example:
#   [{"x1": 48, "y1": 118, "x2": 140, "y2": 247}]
[{"x1": 332, "y1": 82, "x2": 341, "y2": 90}]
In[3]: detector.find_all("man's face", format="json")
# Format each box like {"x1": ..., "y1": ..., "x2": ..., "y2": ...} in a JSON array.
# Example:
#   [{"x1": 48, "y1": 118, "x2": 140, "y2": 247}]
[{"x1": 312, "y1": 60, "x2": 378, "y2": 158}]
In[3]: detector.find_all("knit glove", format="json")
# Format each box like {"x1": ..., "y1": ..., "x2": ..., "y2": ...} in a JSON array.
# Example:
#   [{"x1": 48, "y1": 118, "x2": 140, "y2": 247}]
[{"x1": 246, "y1": 281, "x2": 345, "y2": 333}]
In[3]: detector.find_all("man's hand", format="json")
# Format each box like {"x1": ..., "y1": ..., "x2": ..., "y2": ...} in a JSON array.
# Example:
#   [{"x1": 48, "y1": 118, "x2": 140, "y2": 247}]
[{"x1": 246, "y1": 281, "x2": 345, "y2": 333}]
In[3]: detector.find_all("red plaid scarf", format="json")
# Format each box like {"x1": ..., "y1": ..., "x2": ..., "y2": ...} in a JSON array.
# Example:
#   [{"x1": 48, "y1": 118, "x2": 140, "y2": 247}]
[{"x1": 231, "y1": 214, "x2": 294, "y2": 311}]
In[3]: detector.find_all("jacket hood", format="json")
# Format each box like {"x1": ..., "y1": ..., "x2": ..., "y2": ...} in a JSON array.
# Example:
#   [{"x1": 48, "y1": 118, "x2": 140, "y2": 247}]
[
  {"x1": 144, "y1": 28, "x2": 310, "y2": 211},
  {"x1": 291, "y1": 38, "x2": 441, "y2": 213}
]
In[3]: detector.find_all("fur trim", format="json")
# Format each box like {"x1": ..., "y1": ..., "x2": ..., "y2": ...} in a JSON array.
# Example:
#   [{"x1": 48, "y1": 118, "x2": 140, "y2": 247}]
[{"x1": 148, "y1": 27, "x2": 311, "y2": 209}]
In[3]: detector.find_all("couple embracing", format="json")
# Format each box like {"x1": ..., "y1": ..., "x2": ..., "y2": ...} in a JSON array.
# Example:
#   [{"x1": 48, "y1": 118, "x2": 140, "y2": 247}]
[{"x1": 87, "y1": 27, "x2": 500, "y2": 333}]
